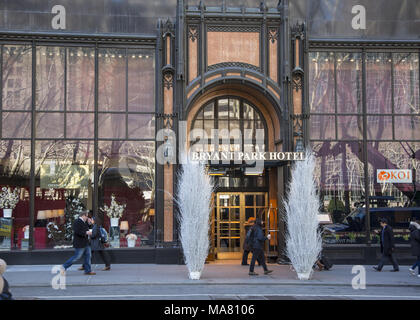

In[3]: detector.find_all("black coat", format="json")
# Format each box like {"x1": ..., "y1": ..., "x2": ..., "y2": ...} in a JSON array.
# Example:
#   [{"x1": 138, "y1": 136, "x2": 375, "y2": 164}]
[
  {"x1": 90, "y1": 224, "x2": 104, "y2": 251},
  {"x1": 251, "y1": 224, "x2": 268, "y2": 251},
  {"x1": 73, "y1": 218, "x2": 89, "y2": 248},
  {"x1": 409, "y1": 228, "x2": 420, "y2": 257},
  {"x1": 380, "y1": 225, "x2": 395, "y2": 255},
  {"x1": 243, "y1": 224, "x2": 252, "y2": 251}
]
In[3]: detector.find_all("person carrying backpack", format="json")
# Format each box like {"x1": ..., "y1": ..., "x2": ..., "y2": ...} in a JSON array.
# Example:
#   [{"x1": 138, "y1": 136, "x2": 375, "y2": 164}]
[
  {"x1": 408, "y1": 221, "x2": 420, "y2": 278},
  {"x1": 87, "y1": 216, "x2": 111, "y2": 271},
  {"x1": 249, "y1": 218, "x2": 273, "y2": 276}
]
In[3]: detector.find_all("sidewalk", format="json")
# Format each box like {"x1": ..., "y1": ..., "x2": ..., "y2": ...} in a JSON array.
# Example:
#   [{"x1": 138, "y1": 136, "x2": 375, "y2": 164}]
[{"x1": 4, "y1": 261, "x2": 420, "y2": 288}]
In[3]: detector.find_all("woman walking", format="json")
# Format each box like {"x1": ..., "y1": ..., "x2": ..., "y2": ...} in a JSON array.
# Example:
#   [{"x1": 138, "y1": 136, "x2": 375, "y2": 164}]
[
  {"x1": 90, "y1": 216, "x2": 112, "y2": 271},
  {"x1": 408, "y1": 221, "x2": 420, "y2": 278}
]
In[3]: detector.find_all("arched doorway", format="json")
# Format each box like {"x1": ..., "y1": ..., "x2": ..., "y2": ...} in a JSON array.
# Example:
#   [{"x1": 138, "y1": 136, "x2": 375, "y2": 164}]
[{"x1": 188, "y1": 94, "x2": 280, "y2": 260}]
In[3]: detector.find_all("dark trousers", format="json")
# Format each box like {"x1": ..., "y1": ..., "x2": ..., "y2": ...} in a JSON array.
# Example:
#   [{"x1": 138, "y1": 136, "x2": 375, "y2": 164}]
[
  {"x1": 242, "y1": 250, "x2": 261, "y2": 266},
  {"x1": 377, "y1": 252, "x2": 399, "y2": 271},
  {"x1": 93, "y1": 249, "x2": 111, "y2": 267},
  {"x1": 249, "y1": 248, "x2": 268, "y2": 272},
  {"x1": 411, "y1": 256, "x2": 420, "y2": 274}
]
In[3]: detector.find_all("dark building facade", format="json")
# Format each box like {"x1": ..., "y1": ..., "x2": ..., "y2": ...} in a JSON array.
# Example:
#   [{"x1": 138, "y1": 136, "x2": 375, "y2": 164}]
[{"x1": 0, "y1": 0, "x2": 419, "y2": 264}]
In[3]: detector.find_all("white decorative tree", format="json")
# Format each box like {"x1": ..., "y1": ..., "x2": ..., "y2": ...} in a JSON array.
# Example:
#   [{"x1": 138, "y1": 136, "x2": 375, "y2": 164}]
[
  {"x1": 176, "y1": 156, "x2": 214, "y2": 280},
  {"x1": 284, "y1": 149, "x2": 322, "y2": 280}
]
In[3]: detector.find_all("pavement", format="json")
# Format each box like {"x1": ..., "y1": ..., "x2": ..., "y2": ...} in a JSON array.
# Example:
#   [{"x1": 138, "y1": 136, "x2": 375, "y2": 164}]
[{"x1": 4, "y1": 260, "x2": 420, "y2": 288}]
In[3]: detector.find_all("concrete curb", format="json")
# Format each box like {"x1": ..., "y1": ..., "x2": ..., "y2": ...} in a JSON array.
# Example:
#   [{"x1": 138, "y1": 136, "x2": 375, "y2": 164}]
[{"x1": 9, "y1": 281, "x2": 420, "y2": 288}]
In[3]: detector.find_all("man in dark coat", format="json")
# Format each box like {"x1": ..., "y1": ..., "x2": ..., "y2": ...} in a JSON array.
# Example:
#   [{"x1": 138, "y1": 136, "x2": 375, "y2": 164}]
[
  {"x1": 249, "y1": 219, "x2": 273, "y2": 276},
  {"x1": 61, "y1": 210, "x2": 96, "y2": 275},
  {"x1": 241, "y1": 217, "x2": 255, "y2": 266},
  {"x1": 408, "y1": 221, "x2": 420, "y2": 277},
  {"x1": 373, "y1": 218, "x2": 399, "y2": 272}
]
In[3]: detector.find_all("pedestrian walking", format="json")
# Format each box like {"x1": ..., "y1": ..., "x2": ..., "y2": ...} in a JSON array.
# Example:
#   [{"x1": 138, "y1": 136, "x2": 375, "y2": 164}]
[
  {"x1": 241, "y1": 217, "x2": 255, "y2": 266},
  {"x1": 248, "y1": 218, "x2": 273, "y2": 276},
  {"x1": 0, "y1": 258, "x2": 12, "y2": 300},
  {"x1": 89, "y1": 216, "x2": 111, "y2": 271},
  {"x1": 61, "y1": 210, "x2": 96, "y2": 275},
  {"x1": 408, "y1": 221, "x2": 420, "y2": 278},
  {"x1": 373, "y1": 218, "x2": 399, "y2": 272}
]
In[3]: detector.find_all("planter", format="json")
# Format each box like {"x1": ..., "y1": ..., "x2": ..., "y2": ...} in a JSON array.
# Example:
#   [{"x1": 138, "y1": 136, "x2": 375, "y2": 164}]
[
  {"x1": 24, "y1": 230, "x2": 29, "y2": 239},
  {"x1": 127, "y1": 239, "x2": 136, "y2": 247},
  {"x1": 3, "y1": 208, "x2": 12, "y2": 218},
  {"x1": 189, "y1": 271, "x2": 201, "y2": 280},
  {"x1": 297, "y1": 271, "x2": 312, "y2": 280},
  {"x1": 110, "y1": 218, "x2": 119, "y2": 227}
]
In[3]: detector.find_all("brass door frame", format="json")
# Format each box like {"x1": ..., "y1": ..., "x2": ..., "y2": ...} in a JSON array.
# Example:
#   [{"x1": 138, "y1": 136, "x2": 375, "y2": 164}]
[{"x1": 214, "y1": 192, "x2": 268, "y2": 260}]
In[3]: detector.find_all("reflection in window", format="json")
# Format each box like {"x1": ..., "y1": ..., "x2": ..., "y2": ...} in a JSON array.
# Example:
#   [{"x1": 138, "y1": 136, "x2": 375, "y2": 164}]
[
  {"x1": 2, "y1": 45, "x2": 32, "y2": 111},
  {"x1": 34, "y1": 140, "x2": 94, "y2": 249},
  {"x1": 309, "y1": 52, "x2": 335, "y2": 114},
  {"x1": 0, "y1": 140, "x2": 31, "y2": 250},
  {"x1": 98, "y1": 141, "x2": 155, "y2": 247}
]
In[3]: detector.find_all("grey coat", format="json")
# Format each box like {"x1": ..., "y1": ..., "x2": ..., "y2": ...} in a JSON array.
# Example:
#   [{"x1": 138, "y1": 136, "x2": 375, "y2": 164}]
[{"x1": 409, "y1": 224, "x2": 420, "y2": 257}]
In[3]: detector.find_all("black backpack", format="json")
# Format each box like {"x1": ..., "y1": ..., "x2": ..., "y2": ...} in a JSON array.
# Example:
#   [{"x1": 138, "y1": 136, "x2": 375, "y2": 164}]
[{"x1": 245, "y1": 227, "x2": 256, "y2": 250}]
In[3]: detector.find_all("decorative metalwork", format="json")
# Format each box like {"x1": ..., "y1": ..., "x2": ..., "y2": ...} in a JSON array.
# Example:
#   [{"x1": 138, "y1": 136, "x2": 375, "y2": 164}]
[
  {"x1": 268, "y1": 28, "x2": 279, "y2": 43},
  {"x1": 163, "y1": 73, "x2": 174, "y2": 90},
  {"x1": 156, "y1": 113, "x2": 178, "y2": 129},
  {"x1": 207, "y1": 62, "x2": 260, "y2": 72},
  {"x1": 207, "y1": 25, "x2": 261, "y2": 33},
  {"x1": 292, "y1": 74, "x2": 303, "y2": 92},
  {"x1": 188, "y1": 25, "x2": 199, "y2": 42},
  {"x1": 290, "y1": 114, "x2": 310, "y2": 137},
  {"x1": 291, "y1": 22, "x2": 305, "y2": 40}
]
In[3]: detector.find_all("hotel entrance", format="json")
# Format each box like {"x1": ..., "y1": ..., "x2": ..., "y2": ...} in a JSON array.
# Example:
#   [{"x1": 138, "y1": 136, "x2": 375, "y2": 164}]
[{"x1": 213, "y1": 192, "x2": 268, "y2": 259}]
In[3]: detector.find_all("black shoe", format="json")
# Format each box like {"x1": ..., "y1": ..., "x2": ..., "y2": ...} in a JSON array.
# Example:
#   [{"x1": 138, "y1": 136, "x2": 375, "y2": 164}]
[
  {"x1": 241, "y1": 263, "x2": 249, "y2": 266},
  {"x1": 390, "y1": 269, "x2": 399, "y2": 272},
  {"x1": 373, "y1": 266, "x2": 381, "y2": 272},
  {"x1": 249, "y1": 272, "x2": 258, "y2": 276},
  {"x1": 264, "y1": 270, "x2": 273, "y2": 275}
]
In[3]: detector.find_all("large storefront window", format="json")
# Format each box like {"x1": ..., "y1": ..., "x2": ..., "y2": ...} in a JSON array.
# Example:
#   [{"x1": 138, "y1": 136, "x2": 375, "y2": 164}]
[
  {"x1": 0, "y1": 43, "x2": 156, "y2": 251},
  {"x1": 98, "y1": 141, "x2": 155, "y2": 248},
  {"x1": 0, "y1": 140, "x2": 31, "y2": 250},
  {"x1": 310, "y1": 50, "x2": 420, "y2": 245}
]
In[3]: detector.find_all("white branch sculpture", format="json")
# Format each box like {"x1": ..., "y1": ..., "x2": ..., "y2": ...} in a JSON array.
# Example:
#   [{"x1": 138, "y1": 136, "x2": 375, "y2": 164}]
[
  {"x1": 177, "y1": 157, "x2": 214, "y2": 280},
  {"x1": 284, "y1": 149, "x2": 322, "y2": 280}
]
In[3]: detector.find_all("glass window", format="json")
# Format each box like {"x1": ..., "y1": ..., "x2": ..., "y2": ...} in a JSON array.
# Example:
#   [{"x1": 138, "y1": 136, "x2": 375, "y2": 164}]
[
  {"x1": 98, "y1": 141, "x2": 155, "y2": 247},
  {"x1": 336, "y1": 53, "x2": 362, "y2": 114},
  {"x1": 366, "y1": 53, "x2": 392, "y2": 114},
  {"x1": 98, "y1": 113, "x2": 126, "y2": 139},
  {"x1": 312, "y1": 141, "x2": 367, "y2": 244},
  {"x1": 394, "y1": 116, "x2": 420, "y2": 140},
  {"x1": 67, "y1": 47, "x2": 95, "y2": 112},
  {"x1": 66, "y1": 113, "x2": 94, "y2": 139},
  {"x1": 35, "y1": 112, "x2": 64, "y2": 139},
  {"x1": 36, "y1": 46, "x2": 65, "y2": 111},
  {"x1": 127, "y1": 114, "x2": 155, "y2": 139},
  {"x1": 0, "y1": 140, "x2": 31, "y2": 251},
  {"x1": 337, "y1": 116, "x2": 363, "y2": 140},
  {"x1": 309, "y1": 52, "x2": 335, "y2": 113},
  {"x1": 366, "y1": 142, "x2": 420, "y2": 244},
  {"x1": 98, "y1": 48, "x2": 126, "y2": 112},
  {"x1": 34, "y1": 140, "x2": 94, "y2": 249},
  {"x1": 2, "y1": 45, "x2": 32, "y2": 111},
  {"x1": 127, "y1": 49, "x2": 155, "y2": 112},
  {"x1": 393, "y1": 53, "x2": 419, "y2": 114},
  {"x1": 366, "y1": 116, "x2": 393, "y2": 140},
  {"x1": 2, "y1": 112, "x2": 31, "y2": 138},
  {"x1": 310, "y1": 115, "x2": 335, "y2": 140}
]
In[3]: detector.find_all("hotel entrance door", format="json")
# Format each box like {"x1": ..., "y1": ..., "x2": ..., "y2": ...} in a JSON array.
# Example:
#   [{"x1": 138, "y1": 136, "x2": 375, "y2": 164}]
[{"x1": 214, "y1": 192, "x2": 268, "y2": 260}]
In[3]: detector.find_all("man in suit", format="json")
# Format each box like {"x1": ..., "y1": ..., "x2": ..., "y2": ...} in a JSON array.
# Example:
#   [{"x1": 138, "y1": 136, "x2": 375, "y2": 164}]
[
  {"x1": 373, "y1": 218, "x2": 399, "y2": 272},
  {"x1": 61, "y1": 210, "x2": 96, "y2": 275}
]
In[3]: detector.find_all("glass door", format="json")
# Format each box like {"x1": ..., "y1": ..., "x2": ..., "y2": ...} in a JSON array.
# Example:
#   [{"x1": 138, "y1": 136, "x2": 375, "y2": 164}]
[{"x1": 215, "y1": 192, "x2": 268, "y2": 259}]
